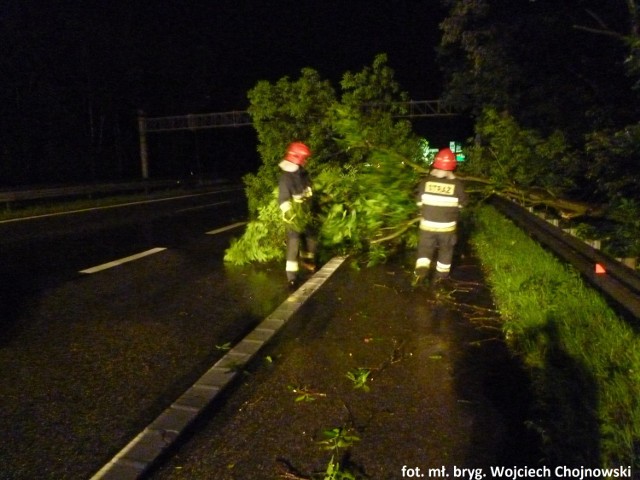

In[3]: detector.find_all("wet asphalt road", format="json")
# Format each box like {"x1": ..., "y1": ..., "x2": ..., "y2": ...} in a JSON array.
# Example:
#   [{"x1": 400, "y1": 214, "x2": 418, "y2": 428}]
[
  {"x1": 144, "y1": 250, "x2": 539, "y2": 479},
  {"x1": 1, "y1": 190, "x2": 540, "y2": 479},
  {"x1": 0, "y1": 187, "x2": 295, "y2": 479}
]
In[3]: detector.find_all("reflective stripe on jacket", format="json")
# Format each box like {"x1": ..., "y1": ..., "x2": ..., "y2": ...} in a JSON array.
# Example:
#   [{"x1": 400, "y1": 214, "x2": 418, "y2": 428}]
[{"x1": 416, "y1": 172, "x2": 467, "y2": 233}]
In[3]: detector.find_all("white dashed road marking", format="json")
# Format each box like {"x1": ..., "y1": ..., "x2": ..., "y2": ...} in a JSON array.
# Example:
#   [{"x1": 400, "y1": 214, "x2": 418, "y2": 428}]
[
  {"x1": 205, "y1": 221, "x2": 247, "y2": 235},
  {"x1": 79, "y1": 247, "x2": 167, "y2": 274},
  {"x1": 176, "y1": 200, "x2": 231, "y2": 214}
]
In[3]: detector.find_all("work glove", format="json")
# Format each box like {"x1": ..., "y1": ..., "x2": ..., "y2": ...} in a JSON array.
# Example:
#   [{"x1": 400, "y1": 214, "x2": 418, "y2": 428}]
[
  {"x1": 282, "y1": 209, "x2": 297, "y2": 224},
  {"x1": 280, "y1": 201, "x2": 296, "y2": 224}
]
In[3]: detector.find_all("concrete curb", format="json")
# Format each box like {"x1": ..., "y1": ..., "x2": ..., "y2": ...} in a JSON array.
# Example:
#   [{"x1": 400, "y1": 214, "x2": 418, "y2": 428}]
[{"x1": 90, "y1": 256, "x2": 347, "y2": 480}]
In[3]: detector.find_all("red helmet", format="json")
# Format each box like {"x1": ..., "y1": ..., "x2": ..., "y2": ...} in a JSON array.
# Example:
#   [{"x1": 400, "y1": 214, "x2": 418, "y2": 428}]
[
  {"x1": 284, "y1": 142, "x2": 311, "y2": 166},
  {"x1": 433, "y1": 148, "x2": 457, "y2": 171}
]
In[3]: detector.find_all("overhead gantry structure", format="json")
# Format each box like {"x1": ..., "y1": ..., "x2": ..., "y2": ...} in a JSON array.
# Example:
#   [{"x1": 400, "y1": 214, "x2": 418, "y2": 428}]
[{"x1": 137, "y1": 100, "x2": 457, "y2": 179}]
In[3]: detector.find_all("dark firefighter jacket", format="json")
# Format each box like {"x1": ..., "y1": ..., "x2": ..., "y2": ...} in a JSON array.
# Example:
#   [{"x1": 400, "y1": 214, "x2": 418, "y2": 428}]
[
  {"x1": 416, "y1": 170, "x2": 468, "y2": 232},
  {"x1": 278, "y1": 168, "x2": 312, "y2": 212},
  {"x1": 278, "y1": 167, "x2": 313, "y2": 233}
]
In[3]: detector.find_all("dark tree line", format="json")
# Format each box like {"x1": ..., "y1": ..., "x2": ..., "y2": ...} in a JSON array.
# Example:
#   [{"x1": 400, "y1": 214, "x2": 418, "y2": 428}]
[
  {"x1": 0, "y1": 1, "x2": 256, "y2": 187},
  {"x1": 438, "y1": 0, "x2": 640, "y2": 203},
  {"x1": 440, "y1": 1, "x2": 638, "y2": 134},
  {"x1": 0, "y1": 1, "x2": 444, "y2": 188},
  {"x1": 3, "y1": 0, "x2": 639, "y2": 206}
]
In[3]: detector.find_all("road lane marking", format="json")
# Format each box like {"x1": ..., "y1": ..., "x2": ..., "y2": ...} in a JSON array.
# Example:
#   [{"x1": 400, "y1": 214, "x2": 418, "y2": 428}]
[
  {"x1": 0, "y1": 188, "x2": 243, "y2": 224},
  {"x1": 79, "y1": 247, "x2": 167, "y2": 274},
  {"x1": 175, "y1": 200, "x2": 231, "y2": 214},
  {"x1": 89, "y1": 255, "x2": 347, "y2": 480},
  {"x1": 206, "y1": 221, "x2": 247, "y2": 235}
]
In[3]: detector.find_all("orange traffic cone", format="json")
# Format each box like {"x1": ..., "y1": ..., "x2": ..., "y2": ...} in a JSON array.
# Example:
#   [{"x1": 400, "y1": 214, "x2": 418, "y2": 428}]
[{"x1": 595, "y1": 263, "x2": 606, "y2": 274}]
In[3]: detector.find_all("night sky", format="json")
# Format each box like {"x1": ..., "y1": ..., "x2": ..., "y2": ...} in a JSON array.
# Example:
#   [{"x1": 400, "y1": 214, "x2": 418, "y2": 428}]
[
  {"x1": 147, "y1": 0, "x2": 445, "y2": 112},
  {"x1": 1, "y1": 1, "x2": 449, "y2": 184},
  {"x1": 4, "y1": 0, "x2": 445, "y2": 111},
  {"x1": 199, "y1": 0, "x2": 447, "y2": 109}
]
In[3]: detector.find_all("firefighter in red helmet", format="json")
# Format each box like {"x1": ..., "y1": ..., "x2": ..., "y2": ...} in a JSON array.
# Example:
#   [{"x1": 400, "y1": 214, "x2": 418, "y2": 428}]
[
  {"x1": 278, "y1": 142, "x2": 317, "y2": 288},
  {"x1": 413, "y1": 147, "x2": 468, "y2": 286}
]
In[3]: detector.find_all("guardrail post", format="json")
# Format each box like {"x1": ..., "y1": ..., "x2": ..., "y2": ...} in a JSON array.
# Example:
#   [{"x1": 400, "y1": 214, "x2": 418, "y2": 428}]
[
  {"x1": 621, "y1": 258, "x2": 637, "y2": 269},
  {"x1": 138, "y1": 110, "x2": 149, "y2": 180},
  {"x1": 586, "y1": 239, "x2": 602, "y2": 250}
]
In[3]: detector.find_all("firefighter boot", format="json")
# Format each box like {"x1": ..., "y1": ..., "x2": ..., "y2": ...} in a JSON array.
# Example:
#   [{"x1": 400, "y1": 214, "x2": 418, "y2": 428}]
[
  {"x1": 412, "y1": 268, "x2": 428, "y2": 287},
  {"x1": 433, "y1": 272, "x2": 452, "y2": 291},
  {"x1": 300, "y1": 252, "x2": 316, "y2": 273},
  {"x1": 287, "y1": 276, "x2": 299, "y2": 290}
]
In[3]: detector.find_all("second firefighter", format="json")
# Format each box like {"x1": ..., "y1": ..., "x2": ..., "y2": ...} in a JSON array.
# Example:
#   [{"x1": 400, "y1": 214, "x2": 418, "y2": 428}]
[
  {"x1": 414, "y1": 147, "x2": 468, "y2": 286},
  {"x1": 278, "y1": 142, "x2": 318, "y2": 287}
]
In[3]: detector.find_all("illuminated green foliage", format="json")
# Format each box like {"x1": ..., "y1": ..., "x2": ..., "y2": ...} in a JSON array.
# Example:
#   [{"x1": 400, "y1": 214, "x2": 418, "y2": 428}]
[
  {"x1": 224, "y1": 194, "x2": 286, "y2": 264},
  {"x1": 461, "y1": 107, "x2": 578, "y2": 193},
  {"x1": 224, "y1": 54, "x2": 423, "y2": 266},
  {"x1": 345, "y1": 367, "x2": 371, "y2": 392},
  {"x1": 318, "y1": 427, "x2": 360, "y2": 453}
]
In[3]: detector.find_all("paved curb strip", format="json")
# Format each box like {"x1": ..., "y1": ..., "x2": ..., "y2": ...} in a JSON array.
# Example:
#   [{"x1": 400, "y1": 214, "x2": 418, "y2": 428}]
[{"x1": 90, "y1": 256, "x2": 347, "y2": 480}]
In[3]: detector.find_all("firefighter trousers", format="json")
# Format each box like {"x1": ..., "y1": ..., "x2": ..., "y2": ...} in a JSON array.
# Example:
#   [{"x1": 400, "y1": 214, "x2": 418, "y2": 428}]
[
  {"x1": 285, "y1": 228, "x2": 317, "y2": 281},
  {"x1": 415, "y1": 231, "x2": 457, "y2": 278}
]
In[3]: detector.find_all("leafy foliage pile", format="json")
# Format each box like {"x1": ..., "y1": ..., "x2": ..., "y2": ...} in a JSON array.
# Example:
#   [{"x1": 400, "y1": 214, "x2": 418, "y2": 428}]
[
  {"x1": 460, "y1": 107, "x2": 579, "y2": 194},
  {"x1": 224, "y1": 55, "x2": 427, "y2": 266}
]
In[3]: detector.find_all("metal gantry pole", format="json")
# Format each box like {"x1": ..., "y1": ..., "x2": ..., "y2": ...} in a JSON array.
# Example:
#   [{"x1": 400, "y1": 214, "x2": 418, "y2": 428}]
[{"x1": 137, "y1": 111, "x2": 149, "y2": 180}]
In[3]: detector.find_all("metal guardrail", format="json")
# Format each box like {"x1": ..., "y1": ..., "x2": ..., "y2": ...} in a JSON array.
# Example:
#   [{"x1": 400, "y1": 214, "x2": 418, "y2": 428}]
[
  {"x1": 491, "y1": 195, "x2": 640, "y2": 320},
  {"x1": 0, "y1": 179, "x2": 218, "y2": 208}
]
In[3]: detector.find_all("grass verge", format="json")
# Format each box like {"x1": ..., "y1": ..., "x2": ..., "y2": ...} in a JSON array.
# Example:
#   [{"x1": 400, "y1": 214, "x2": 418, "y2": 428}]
[{"x1": 470, "y1": 204, "x2": 640, "y2": 467}]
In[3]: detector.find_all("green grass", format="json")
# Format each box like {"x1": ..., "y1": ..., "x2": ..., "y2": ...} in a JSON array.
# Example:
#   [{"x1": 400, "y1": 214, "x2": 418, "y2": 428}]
[{"x1": 471, "y1": 204, "x2": 640, "y2": 467}]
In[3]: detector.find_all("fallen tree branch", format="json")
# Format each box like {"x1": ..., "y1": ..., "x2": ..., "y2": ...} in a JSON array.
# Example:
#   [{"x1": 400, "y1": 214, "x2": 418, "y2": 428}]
[
  {"x1": 456, "y1": 174, "x2": 605, "y2": 219},
  {"x1": 370, "y1": 217, "x2": 420, "y2": 244}
]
